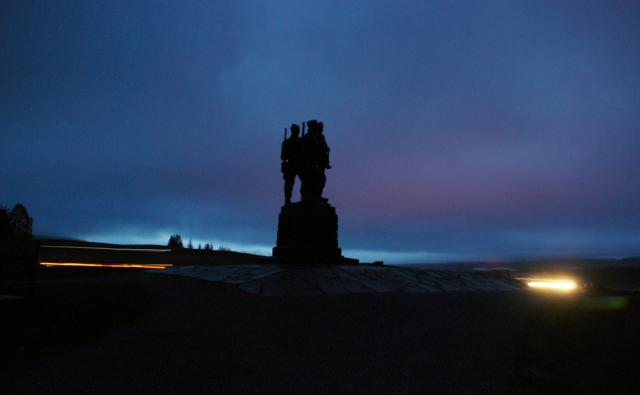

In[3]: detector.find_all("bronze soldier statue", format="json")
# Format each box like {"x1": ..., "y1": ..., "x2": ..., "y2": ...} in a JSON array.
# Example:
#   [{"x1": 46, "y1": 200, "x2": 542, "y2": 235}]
[
  {"x1": 300, "y1": 120, "x2": 331, "y2": 202},
  {"x1": 281, "y1": 124, "x2": 301, "y2": 205}
]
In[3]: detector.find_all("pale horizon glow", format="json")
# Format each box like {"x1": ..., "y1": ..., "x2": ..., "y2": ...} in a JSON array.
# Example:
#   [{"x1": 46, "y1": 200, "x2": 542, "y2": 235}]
[{"x1": 76, "y1": 231, "x2": 467, "y2": 263}]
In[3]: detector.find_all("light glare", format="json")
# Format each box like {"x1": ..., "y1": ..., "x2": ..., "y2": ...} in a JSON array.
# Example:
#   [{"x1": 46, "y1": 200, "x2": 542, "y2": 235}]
[
  {"x1": 515, "y1": 277, "x2": 578, "y2": 292},
  {"x1": 40, "y1": 262, "x2": 172, "y2": 270}
]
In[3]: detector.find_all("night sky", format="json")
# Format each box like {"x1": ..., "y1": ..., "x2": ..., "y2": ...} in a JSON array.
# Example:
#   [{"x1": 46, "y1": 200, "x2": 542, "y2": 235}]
[{"x1": 2, "y1": 1, "x2": 639, "y2": 262}]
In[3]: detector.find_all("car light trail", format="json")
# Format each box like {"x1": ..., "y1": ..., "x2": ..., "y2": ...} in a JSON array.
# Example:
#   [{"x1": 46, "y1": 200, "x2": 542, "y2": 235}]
[
  {"x1": 41, "y1": 245, "x2": 171, "y2": 252},
  {"x1": 515, "y1": 277, "x2": 578, "y2": 292},
  {"x1": 40, "y1": 262, "x2": 172, "y2": 269}
]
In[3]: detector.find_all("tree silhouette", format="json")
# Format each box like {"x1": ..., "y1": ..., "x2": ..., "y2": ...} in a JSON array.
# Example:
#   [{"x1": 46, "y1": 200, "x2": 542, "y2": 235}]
[{"x1": 168, "y1": 234, "x2": 183, "y2": 250}]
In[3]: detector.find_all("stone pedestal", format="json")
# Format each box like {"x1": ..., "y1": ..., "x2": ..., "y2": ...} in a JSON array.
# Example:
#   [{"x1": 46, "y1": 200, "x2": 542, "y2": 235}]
[{"x1": 272, "y1": 201, "x2": 357, "y2": 264}]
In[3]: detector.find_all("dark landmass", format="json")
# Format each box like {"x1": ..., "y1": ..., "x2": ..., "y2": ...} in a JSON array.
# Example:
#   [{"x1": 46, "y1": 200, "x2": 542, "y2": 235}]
[
  {"x1": 2, "y1": 241, "x2": 640, "y2": 393},
  {"x1": 38, "y1": 238, "x2": 264, "y2": 267},
  {"x1": 409, "y1": 256, "x2": 640, "y2": 271},
  {"x1": 1, "y1": 265, "x2": 639, "y2": 394}
]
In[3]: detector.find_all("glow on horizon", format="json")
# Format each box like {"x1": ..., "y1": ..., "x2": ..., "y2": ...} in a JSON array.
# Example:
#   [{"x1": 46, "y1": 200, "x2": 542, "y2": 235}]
[
  {"x1": 40, "y1": 262, "x2": 172, "y2": 269},
  {"x1": 79, "y1": 231, "x2": 465, "y2": 263},
  {"x1": 77, "y1": 232, "x2": 273, "y2": 257}
]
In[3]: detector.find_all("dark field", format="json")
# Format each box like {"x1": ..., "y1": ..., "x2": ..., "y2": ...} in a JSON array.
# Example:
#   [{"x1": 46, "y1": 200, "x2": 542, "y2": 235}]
[{"x1": 1, "y1": 267, "x2": 639, "y2": 394}]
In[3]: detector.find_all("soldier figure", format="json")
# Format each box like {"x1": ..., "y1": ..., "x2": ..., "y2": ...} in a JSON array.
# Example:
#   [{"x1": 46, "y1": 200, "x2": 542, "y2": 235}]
[
  {"x1": 317, "y1": 121, "x2": 331, "y2": 195},
  {"x1": 300, "y1": 120, "x2": 331, "y2": 202},
  {"x1": 281, "y1": 124, "x2": 301, "y2": 205}
]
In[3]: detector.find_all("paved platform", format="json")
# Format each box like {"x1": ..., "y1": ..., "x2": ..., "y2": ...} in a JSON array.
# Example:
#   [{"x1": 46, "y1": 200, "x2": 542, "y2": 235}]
[{"x1": 158, "y1": 264, "x2": 524, "y2": 295}]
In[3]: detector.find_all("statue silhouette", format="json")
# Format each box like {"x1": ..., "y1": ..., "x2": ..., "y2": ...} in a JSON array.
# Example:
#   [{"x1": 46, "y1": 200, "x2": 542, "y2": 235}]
[
  {"x1": 281, "y1": 124, "x2": 301, "y2": 205},
  {"x1": 272, "y1": 119, "x2": 357, "y2": 264},
  {"x1": 299, "y1": 120, "x2": 331, "y2": 203}
]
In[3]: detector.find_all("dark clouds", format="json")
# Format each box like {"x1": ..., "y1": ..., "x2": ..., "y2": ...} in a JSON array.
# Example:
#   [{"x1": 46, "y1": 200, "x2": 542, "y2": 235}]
[{"x1": 2, "y1": 1, "x2": 639, "y2": 261}]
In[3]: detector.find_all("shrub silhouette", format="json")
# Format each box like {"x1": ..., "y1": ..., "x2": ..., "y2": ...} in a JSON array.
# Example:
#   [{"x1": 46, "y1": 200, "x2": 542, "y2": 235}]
[
  {"x1": 0, "y1": 206, "x2": 11, "y2": 239},
  {"x1": 0, "y1": 203, "x2": 33, "y2": 240},
  {"x1": 9, "y1": 204, "x2": 33, "y2": 239}
]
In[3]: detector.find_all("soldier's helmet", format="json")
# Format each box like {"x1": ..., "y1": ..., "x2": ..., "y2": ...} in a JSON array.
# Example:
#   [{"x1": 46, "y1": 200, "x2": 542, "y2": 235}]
[
  {"x1": 307, "y1": 120, "x2": 318, "y2": 132},
  {"x1": 290, "y1": 124, "x2": 300, "y2": 135}
]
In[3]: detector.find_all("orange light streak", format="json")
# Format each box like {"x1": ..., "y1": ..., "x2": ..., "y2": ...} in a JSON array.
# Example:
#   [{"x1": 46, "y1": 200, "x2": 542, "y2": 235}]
[
  {"x1": 40, "y1": 262, "x2": 172, "y2": 270},
  {"x1": 515, "y1": 277, "x2": 578, "y2": 292}
]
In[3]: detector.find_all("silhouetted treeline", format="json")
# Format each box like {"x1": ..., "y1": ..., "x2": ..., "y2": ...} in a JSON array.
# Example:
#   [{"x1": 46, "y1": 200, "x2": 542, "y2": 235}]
[
  {"x1": 0, "y1": 203, "x2": 33, "y2": 240},
  {"x1": 167, "y1": 234, "x2": 230, "y2": 252}
]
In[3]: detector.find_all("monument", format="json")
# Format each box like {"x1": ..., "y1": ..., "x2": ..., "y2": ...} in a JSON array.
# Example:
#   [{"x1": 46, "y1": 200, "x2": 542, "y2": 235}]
[{"x1": 272, "y1": 120, "x2": 358, "y2": 264}]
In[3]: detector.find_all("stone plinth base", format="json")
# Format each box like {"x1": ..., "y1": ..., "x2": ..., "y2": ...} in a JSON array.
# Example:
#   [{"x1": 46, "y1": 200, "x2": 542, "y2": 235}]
[{"x1": 272, "y1": 201, "x2": 357, "y2": 264}]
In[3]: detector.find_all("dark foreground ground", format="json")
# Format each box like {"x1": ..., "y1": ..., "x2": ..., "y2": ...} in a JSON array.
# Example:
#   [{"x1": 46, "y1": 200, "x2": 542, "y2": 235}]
[{"x1": 1, "y1": 269, "x2": 639, "y2": 394}]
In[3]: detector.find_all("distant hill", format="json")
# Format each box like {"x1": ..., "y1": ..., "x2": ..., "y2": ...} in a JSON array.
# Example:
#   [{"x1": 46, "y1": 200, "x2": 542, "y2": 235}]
[
  {"x1": 38, "y1": 238, "x2": 169, "y2": 250},
  {"x1": 36, "y1": 238, "x2": 265, "y2": 266},
  {"x1": 403, "y1": 257, "x2": 640, "y2": 271}
]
